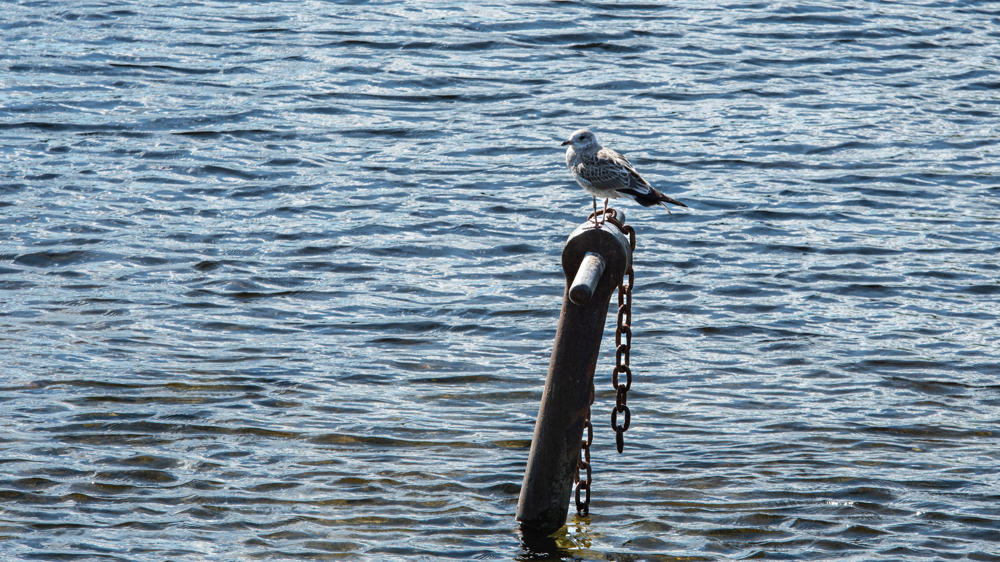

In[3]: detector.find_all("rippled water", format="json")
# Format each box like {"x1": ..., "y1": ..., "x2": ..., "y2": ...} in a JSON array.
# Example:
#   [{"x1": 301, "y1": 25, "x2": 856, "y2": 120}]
[{"x1": 2, "y1": 1, "x2": 1000, "y2": 560}]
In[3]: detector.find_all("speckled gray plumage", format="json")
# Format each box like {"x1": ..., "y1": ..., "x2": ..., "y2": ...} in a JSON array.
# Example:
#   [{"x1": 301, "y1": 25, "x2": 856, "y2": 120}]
[{"x1": 563, "y1": 129, "x2": 687, "y2": 212}]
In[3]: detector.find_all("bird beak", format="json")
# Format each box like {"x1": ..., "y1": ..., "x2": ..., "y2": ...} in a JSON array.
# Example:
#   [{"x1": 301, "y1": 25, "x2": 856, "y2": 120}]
[{"x1": 561, "y1": 140, "x2": 572, "y2": 146}]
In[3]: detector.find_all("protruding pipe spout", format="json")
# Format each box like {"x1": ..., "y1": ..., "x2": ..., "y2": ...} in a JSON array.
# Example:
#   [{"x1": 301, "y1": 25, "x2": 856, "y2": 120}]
[{"x1": 568, "y1": 253, "x2": 605, "y2": 305}]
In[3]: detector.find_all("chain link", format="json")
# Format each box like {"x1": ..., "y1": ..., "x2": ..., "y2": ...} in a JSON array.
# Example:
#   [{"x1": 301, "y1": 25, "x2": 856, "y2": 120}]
[
  {"x1": 610, "y1": 215, "x2": 635, "y2": 455},
  {"x1": 574, "y1": 207, "x2": 637, "y2": 516},
  {"x1": 574, "y1": 411, "x2": 593, "y2": 515}
]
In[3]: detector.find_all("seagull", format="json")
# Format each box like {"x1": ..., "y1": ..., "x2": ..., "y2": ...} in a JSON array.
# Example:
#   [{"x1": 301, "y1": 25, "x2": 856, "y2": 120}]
[{"x1": 562, "y1": 129, "x2": 687, "y2": 227}]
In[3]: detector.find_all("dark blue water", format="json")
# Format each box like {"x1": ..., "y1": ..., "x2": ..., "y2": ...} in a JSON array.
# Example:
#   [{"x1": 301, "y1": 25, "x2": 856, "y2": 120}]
[{"x1": 2, "y1": 1, "x2": 1000, "y2": 560}]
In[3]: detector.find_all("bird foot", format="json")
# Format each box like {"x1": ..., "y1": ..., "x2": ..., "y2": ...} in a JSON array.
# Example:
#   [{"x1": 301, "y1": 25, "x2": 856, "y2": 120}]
[{"x1": 588, "y1": 208, "x2": 616, "y2": 229}]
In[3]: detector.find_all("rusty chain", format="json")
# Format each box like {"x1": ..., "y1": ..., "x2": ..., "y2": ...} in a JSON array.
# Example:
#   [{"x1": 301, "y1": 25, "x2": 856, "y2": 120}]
[
  {"x1": 599, "y1": 209, "x2": 636, "y2": 454},
  {"x1": 575, "y1": 208, "x2": 637, "y2": 516},
  {"x1": 612, "y1": 258, "x2": 634, "y2": 454},
  {"x1": 574, "y1": 411, "x2": 593, "y2": 515}
]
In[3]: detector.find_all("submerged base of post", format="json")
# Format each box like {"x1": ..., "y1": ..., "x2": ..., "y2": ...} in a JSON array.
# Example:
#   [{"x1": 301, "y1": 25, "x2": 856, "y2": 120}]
[{"x1": 516, "y1": 214, "x2": 632, "y2": 533}]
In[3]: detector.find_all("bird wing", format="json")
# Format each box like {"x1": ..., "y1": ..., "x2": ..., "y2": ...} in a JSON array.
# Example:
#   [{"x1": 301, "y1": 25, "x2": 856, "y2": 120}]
[{"x1": 579, "y1": 148, "x2": 654, "y2": 197}]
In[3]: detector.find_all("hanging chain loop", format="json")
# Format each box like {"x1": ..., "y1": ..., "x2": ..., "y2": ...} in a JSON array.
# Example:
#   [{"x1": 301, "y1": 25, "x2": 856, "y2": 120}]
[
  {"x1": 574, "y1": 412, "x2": 593, "y2": 515},
  {"x1": 574, "y1": 207, "x2": 637, "y2": 516},
  {"x1": 611, "y1": 216, "x2": 635, "y2": 454}
]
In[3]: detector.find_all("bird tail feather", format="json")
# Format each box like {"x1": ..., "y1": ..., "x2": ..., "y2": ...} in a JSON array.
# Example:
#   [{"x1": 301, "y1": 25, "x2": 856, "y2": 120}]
[
  {"x1": 655, "y1": 190, "x2": 687, "y2": 215},
  {"x1": 658, "y1": 193, "x2": 687, "y2": 208}
]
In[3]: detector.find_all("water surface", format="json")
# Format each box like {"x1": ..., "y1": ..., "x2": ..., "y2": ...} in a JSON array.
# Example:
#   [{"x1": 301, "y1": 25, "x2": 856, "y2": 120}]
[{"x1": 2, "y1": 1, "x2": 1000, "y2": 560}]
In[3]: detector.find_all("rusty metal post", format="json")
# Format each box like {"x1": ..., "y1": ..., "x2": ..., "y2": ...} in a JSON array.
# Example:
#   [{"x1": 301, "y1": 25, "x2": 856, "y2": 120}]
[{"x1": 516, "y1": 214, "x2": 632, "y2": 534}]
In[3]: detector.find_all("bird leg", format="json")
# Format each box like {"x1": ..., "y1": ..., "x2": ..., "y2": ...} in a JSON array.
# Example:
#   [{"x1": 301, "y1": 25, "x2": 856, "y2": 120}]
[
  {"x1": 591, "y1": 196, "x2": 599, "y2": 228},
  {"x1": 602, "y1": 198, "x2": 609, "y2": 226}
]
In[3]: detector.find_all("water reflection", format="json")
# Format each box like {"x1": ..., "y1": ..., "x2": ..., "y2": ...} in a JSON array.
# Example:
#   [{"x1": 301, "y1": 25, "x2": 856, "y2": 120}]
[{"x1": 518, "y1": 517, "x2": 596, "y2": 562}]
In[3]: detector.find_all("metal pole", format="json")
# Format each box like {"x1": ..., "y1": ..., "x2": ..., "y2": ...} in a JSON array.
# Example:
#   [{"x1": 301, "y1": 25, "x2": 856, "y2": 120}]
[{"x1": 516, "y1": 215, "x2": 632, "y2": 534}]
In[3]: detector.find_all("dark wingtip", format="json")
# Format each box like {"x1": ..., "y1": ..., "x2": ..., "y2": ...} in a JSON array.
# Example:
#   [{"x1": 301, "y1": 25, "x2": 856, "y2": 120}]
[{"x1": 661, "y1": 196, "x2": 688, "y2": 208}]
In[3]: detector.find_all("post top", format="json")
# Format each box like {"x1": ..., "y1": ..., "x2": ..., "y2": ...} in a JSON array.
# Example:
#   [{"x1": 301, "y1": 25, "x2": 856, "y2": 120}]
[{"x1": 561, "y1": 212, "x2": 632, "y2": 304}]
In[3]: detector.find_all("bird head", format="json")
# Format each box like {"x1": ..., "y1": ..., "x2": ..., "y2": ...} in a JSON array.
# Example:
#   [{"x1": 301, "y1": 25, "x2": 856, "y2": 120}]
[{"x1": 561, "y1": 129, "x2": 599, "y2": 151}]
